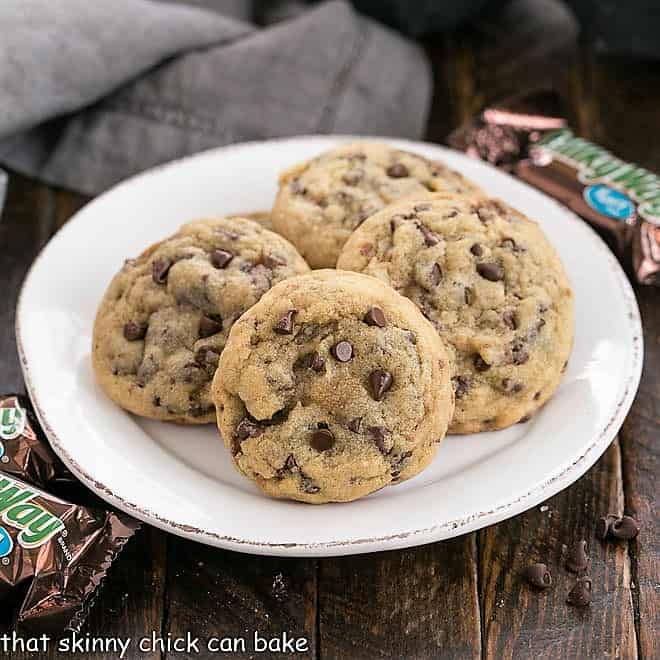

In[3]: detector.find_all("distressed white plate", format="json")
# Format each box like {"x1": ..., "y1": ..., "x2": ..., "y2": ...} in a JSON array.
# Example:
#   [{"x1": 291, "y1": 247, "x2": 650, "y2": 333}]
[{"x1": 16, "y1": 137, "x2": 643, "y2": 557}]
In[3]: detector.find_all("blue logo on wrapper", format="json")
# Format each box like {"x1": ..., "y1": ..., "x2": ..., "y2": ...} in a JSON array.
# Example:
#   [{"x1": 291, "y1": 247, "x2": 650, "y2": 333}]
[
  {"x1": 0, "y1": 526, "x2": 12, "y2": 558},
  {"x1": 584, "y1": 184, "x2": 634, "y2": 222}
]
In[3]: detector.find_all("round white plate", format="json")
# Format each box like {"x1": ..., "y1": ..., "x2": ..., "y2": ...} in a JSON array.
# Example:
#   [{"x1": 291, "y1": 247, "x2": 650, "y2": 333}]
[{"x1": 16, "y1": 136, "x2": 643, "y2": 557}]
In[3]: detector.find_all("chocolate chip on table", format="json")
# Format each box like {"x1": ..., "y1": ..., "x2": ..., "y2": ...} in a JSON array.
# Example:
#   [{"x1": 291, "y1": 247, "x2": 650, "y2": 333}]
[
  {"x1": 470, "y1": 243, "x2": 483, "y2": 256},
  {"x1": 502, "y1": 311, "x2": 518, "y2": 330},
  {"x1": 274, "y1": 309, "x2": 297, "y2": 334},
  {"x1": 430, "y1": 263, "x2": 442, "y2": 286},
  {"x1": 565, "y1": 540, "x2": 589, "y2": 573},
  {"x1": 210, "y1": 249, "x2": 233, "y2": 269},
  {"x1": 123, "y1": 321, "x2": 147, "y2": 341},
  {"x1": 310, "y1": 428, "x2": 335, "y2": 452},
  {"x1": 386, "y1": 163, "x2": 409, "y2": 178},
  {"x1": 347, "y1": 417, "x2": 362, "y2": 433},
  {"x1": 152, "y1": 258, "x2": 172, "y2": 284},
  {"x1": 452, "y1": 375, "x2": 470, "y2": 399},
  {"x1": 567, "y1": 577, "x2": 592, "y2": 607},
  {"x1": 473, "y1": 354, "x2": 490, "y2": 372},
  {"x1": 525, "y1": 563, "x2": 552, "y2": 589},
  {"x1": 369, "y1": 369, "x2": 393, "y2": 401},
  {"x1": 199, "y1": 315, "x2": 223, "y2": 338},
  {"x1": 610, "y1": 515, "x2": 640, "y2": 540},
  {"x1": 364, "y1": 307, "x2": 386, "y2": 327},
  {"x1": 331, "y1": 340, "x2": 353, "y2": 362},
  {"x1": 476, "y1": 262, "x2": 504, "y2": 282},
  {"x1": 368, "y1": 426, "x2": 389, "y2": 454}
]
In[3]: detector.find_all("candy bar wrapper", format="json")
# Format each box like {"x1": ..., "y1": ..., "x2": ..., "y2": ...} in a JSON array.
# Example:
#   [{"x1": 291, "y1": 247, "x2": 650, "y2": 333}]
[
  {"x1": 0, "y1": 394, "x2": 73, "y2": 489},
  {"x1": 0, "y1": 473, "x2": 139, "y2": 633},
  {"x1": 448, "y1": 90, "x2": 660, "y2": 285},
  {"x1": 0, "y1": 395, "x2": 140, "y2": 632}
]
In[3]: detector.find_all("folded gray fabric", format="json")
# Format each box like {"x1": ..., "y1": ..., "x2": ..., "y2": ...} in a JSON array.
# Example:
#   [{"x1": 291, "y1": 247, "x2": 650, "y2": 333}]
[{"x1": 0, "y1": 0, "x2": 431, "y2": 196}]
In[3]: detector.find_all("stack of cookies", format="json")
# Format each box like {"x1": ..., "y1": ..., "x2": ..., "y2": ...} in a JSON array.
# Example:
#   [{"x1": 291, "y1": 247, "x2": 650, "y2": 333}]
[{"x1": 93, "y1": 142, "x2": 573, "y2": 503}]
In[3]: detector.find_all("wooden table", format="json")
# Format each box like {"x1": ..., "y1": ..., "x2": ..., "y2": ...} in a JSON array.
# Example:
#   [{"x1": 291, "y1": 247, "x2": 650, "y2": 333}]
[{"x1": 1, "y1": 6, "x2": 658, "y2": 659}]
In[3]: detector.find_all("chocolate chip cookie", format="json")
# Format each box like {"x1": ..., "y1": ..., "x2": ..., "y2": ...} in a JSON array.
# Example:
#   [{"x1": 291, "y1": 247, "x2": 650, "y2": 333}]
[
  {"x1": 212, "y1": 270, "x2": 454, "y2": 503},
  {"x1": 337, "y1": 194, "x2": 574, "y2": 433},
  {"x1": 92, "y1": 217, "x2": 310, "y2": 423},
  {"x1": 271, "y1": 141, "x2": 482, "y2": 269}
]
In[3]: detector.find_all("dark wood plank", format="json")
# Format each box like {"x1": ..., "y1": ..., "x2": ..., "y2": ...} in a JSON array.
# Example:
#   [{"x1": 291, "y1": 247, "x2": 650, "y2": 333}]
[
  {"x1": 318, "y1": 537, "x2": 481, "y2": 660},
  {"x1": 585, "y1": 53, "x2": 660, "y2": 660},
  {"x1": 0, "y1": 175, "x2": 56, "y2": 393},
  {"x1": 479, "y1": 441, "x2": 637, "y2": 659},
  {"x1": 164, "y1": 538, "x2": 317, "y2": 659}
]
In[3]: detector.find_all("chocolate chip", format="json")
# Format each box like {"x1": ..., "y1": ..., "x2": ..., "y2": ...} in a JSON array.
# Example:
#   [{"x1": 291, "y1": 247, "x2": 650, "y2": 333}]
[
  {"x1": 511, "y1": 341, "x2": 529, "y2": 365},
  {"x1": 290, "y1": 179, "x2": 306, "y2": 194},
  {"x1": 452, "y1": 375, "x2": 470, "y2": 399},
  {"x1": 199, "y1": 315, "x2": 223, "y2": 338},
  {"x1": 123, "y1": 321, "x2": 147, "y2": 341},
  {"x1": 464, "y1": 287, "x2": 474, "y2": 305},
  {"x1": 502, "y1": 311, "x2": 518, "y2": 330},
  {"x1": 210, "y1": 249, "x2": 233, "y2": 269},
  {"x1": 419, "y1": 223, "x2": 439, "y2": 246},
  {"x1": 565, "y1": 540, "x2": 589, "y2": 573},
  {"x1": 368, "y1": 426, "x2": 389, "y2": 454},
  {"x1": 470, "y1": 243, "x2": 483, "y2": 256},
  {"x1": 310, "y1": 428, "x2": 335, "y2": 452},
  {"x1": 386, "y1": 163, "x2": 409, "y2": 178},
  {"x1": 301, "y1": 475, "x2": 320, "y2": 494},
  {"x1": 476, "y1": 262, "x2": 504, "y2": 282},
  {"x1": 263, "y1": 254, "x2": 285, "y2": 269},
  {"x1": 500, "y1": 237, "x2": 517, "y2": 249},
  {"x1": 152, "y1": 258, "x2": 172, "y2": 284},
  {"x1": 195, "y1": 346, "x2": 220, "y2": 367},
  {"x1": 348, "y1": 417, "x2": 362, "y2": 433},
  {"x1": 525, "y1": 563, "x2": 552, "y2": 589},
  {"x1": 369, "y1": 369, "x2": 393, "y2": 401},
  {"x1": 152, "y1": 396, "x2": 161, "y2": 407},
  {"x1": 533, "y1": 391, "x2": 541, "y2": 400},
  {"x1": 501, "y1": 378, "x2": 523, "y2": 394},
  {"x1": 274, "y1": 309, "x2": 297, "y2": 334},
  {"x1": 473, "y1": 354, "x2": 490, "y2": 372},
  {"x1": 342, "y1": 171, "x2": 362, "y2": 186},
  {"x1": 518, "y1": 415, "x2": 531, "y2": 424},
  {"x1": 364, "y1": 307, "x2": 386, "y2": 327},
  {"x1": 331, "y1": 341, "x2": 353, "y2": 363},
  {"x1": 610, "y1": 515, "x2": 640, "y2": 540},
  {"x1": 235, "y1": 417, "x2": 262, "y2": 440},
  {"x1": 430, "y1": 263, "x2": 442, "y2": 286},
  {"x1": 567, "y1": 577, "x2": 592, "y2": 607}
]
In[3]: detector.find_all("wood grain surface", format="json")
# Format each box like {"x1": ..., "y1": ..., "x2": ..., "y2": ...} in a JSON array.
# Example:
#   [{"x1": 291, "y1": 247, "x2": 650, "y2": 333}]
[{"x1": 0, "y1": 3, "x2": 657, "y2": 658}]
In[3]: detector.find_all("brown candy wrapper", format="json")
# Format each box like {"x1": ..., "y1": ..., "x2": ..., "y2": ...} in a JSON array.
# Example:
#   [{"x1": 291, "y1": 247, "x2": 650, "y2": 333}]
[
  {"x1": 449, "y1": 90, "x2": 660, "y2": 285},
  {"x1": 0, "y1": 395, "x2": 140, "y2": 633},
  {"x1": 0, "y1": 394, "x2": 73, "y2": 488}
]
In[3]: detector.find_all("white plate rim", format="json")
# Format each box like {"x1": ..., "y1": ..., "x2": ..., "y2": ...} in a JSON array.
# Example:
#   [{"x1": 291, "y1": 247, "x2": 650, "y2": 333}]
[{"x1": 15, "y1": 135, "x2": 644, "y2": 557}]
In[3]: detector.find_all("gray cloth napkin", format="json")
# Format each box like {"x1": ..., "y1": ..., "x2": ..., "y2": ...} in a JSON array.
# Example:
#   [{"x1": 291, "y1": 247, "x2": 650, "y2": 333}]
[{"x1": 0, "y1": 0, "x2": 431, "y2": 197}]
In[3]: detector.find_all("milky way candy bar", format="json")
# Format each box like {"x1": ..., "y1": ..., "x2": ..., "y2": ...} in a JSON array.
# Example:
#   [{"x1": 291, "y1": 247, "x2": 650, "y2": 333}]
[
  {"x1": 449, "y1": 92, "x2": 660, "y2": 285},
  {"x1": 0, "y1": 473, "x2": 139, "y2": 633},
  {"x1": 0, "y1": 394, "x2": 73, "y2": 488}
]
